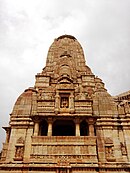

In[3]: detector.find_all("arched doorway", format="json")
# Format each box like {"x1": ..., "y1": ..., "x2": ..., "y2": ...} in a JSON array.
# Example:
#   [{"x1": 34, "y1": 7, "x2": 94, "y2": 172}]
[
  {"x1": 52, "y1": 120, "x2": 75, "y2": 136},
  {"x1": 80, "y1": 120, "x2": 89, "y2": 136},
  {"x1": 39, "y1": 120, "x2": 48, "y2": 136}
]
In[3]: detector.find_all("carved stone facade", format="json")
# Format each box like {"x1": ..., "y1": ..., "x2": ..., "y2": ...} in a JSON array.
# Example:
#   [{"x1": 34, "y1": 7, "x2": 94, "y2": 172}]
[{"x1": 0, "y1": 35, "x2": 130, "y2": 173}]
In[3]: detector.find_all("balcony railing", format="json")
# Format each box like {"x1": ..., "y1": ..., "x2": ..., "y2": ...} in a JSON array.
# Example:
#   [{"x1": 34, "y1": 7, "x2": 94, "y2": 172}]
[{"x1": 32, "y1": 136, "x2": 96, "y2": 144}]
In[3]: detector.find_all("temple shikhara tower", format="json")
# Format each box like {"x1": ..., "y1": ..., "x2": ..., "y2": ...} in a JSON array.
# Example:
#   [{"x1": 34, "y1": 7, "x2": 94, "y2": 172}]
[{"x1": 0, "y1": 35, "x2": 130, "y2": 173}]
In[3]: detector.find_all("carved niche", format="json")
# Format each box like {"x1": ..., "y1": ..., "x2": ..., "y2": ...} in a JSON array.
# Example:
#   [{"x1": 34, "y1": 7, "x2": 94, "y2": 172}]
[
  {"x1": 55, "y1": 76, "x2": 74, "y2": 113},
  {"x1": 14, "y1": 137, "x2": 24, "y2": 161},
  {"x1": 105, "y1": 138, "x2": 115, "y2": 162}
]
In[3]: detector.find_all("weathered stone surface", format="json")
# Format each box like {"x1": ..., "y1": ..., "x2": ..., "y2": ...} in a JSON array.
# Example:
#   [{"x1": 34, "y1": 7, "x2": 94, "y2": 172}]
[{"x1": 0, "y1": 34, "x2": 130, "y2": 173}]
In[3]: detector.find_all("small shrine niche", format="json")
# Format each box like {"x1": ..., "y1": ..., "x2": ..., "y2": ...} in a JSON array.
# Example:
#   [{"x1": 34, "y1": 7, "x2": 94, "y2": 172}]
[
  {"x1": 105, "y1": 138, "x2": 115, "y2": 162},
  {"x1": 14, "y1": 137, "x2": 24, "y2": 161},
  {"x1": 14, "y1": 146, "x2": 24, "y2": 161},
  {"x1": 59, "y1": 93, "x2": 70, "y2": 110}
]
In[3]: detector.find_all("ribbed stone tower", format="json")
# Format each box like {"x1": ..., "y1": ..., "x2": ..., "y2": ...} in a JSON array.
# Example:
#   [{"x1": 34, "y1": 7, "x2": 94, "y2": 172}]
[{"x1": 0, "y1": 35, "x2": 130, "y2": 173}]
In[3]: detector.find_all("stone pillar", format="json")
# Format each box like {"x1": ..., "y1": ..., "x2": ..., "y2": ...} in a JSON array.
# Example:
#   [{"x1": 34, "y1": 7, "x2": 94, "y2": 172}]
[
  {"x1": 87, "y1": 117, "x2": 96, "y2": 136},
  {"x1": 3, "y1": 127, "x2": 11, "y2": 143},
  {"x1": 89, "y1": 124, "x2": 95, "y2": 136},
  {"x1": 75, "y1": 119, "x2": 80, "y2": 136},
  {"x1": 34, "y1": 122, "x2": 39, "y2": 136},
  {"x1": 48, "y1": 118, "x2": 53, "y2": 136},
  {"x1": 67, "y1": 169, "x2": 70, "y2": 173},
  {"x1": 55, "y1": 91, "x2": 60, "y2": 113},
  {"x1": 6, "y1": 128, "x2": 10, "y2": 143},
  {"x1": 69, "y1": 92, "x2": 74, "y2": 113}
]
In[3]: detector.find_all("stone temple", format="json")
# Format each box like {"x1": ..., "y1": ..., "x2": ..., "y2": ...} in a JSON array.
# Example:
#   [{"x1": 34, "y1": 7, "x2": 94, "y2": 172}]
[{"x1": 0, "y1": 35, "x2": 130, "y2": 173}]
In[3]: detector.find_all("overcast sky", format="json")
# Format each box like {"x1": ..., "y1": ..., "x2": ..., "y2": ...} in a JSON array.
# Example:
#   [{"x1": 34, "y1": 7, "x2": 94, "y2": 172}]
[{"x1": 0, "y1": 0, "x2": 130, "y2": 150}]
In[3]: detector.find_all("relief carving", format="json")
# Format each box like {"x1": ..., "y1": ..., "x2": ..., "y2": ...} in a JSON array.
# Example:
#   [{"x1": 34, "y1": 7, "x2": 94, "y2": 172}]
[
  {"x1": 120, "y1": 142, "x2": 127, "y2": 155},
  {"x1": 38, "y1": 92, "x2": 54, "y2": 100},
  {"x1": 105, "y1": 137, "x2": 113, "y2": 144},
  {"x1": 15, "y1": 146, "x2": 24, "y2": 160},
  {"x1": 30, "y1": 154, "x2": 96, "y2": 161},
  {"x1": 75, "y1": 93, "x2": 87, "y2": 100},
  {"x1": 14, "y1": 137, "x2": 25, "y2": 160},
  {"x1": 124, "y1": 101, "x2": 130, "y2": 114},
  {"x1": 105, "y1": 138, "x2": 115, "y2": 162},
  {"x1": 87, "y1": 87, "x2": 94, "y2": 98},
  {"x1": 105, "y1": 146, "x2": 114, "y2": 158},
  {"x1": 17, "y1": 137, "x2": 24, "y2": 144},
  {"x1": 117, "y1": 103, "x2": 125, "y2": 115},
  {"x1": 57, "y1": 155, "x2": 70, "y2": 166},
  {"x1": 117, "y1": 100, "x2": 130, "y2": 115},
  {"x1": 75, "y1": 85, "x2": 90, "y2": 100},
  {"x1": 31, "y1": 145, "x2": 90, "y2": 156},
  {"x1": 60, "y1": 97, "x2": 69, "y2": 108}
]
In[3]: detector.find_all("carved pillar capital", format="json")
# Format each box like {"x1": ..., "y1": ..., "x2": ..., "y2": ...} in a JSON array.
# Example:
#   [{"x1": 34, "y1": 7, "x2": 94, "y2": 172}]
[
  {"x1": 74, "y1": 118, "x2": 80, "y2": 124},
  {"x1": 86, "y1": 117, "x2": 96, "y2": 125},
  {"x1": 47, "y1": 117, "x2": 53, "y2": 123},
  {"x1": 32, "y1": 116, "x2": 41, "y2": 123}
]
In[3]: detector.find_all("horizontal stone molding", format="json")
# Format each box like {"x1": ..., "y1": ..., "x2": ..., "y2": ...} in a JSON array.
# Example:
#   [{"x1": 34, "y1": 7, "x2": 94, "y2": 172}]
[
  {"x1": 32, "y1": 136, "x2": 97, "y2": 144},
  {"x1": 30, "y1": 154, "x2": 98, "y2": 163}
]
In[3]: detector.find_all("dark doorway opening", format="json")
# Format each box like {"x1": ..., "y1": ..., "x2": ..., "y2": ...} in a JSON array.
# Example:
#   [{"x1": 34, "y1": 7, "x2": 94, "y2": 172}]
[
  {"x1": 80, "y1": 120, "x2": 89, "y2": 136},
  {"x1": 52, "y1": 120, "x2": 75, "y2": 136},
  {"x1": 39, "y1": 120, "x2": 48, "y2": 136}
]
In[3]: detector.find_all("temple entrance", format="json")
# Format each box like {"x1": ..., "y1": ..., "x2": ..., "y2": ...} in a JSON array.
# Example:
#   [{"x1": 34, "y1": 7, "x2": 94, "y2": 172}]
[
  {"x1": 52, "y1": 120, "x2": 75, "y2": 136},
  {"x1": 80, "y1": 120, "x2": 89, "y2": 136},
  {"x1": 39, "y1": 120, "x2": 48, "y2": 136}
]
